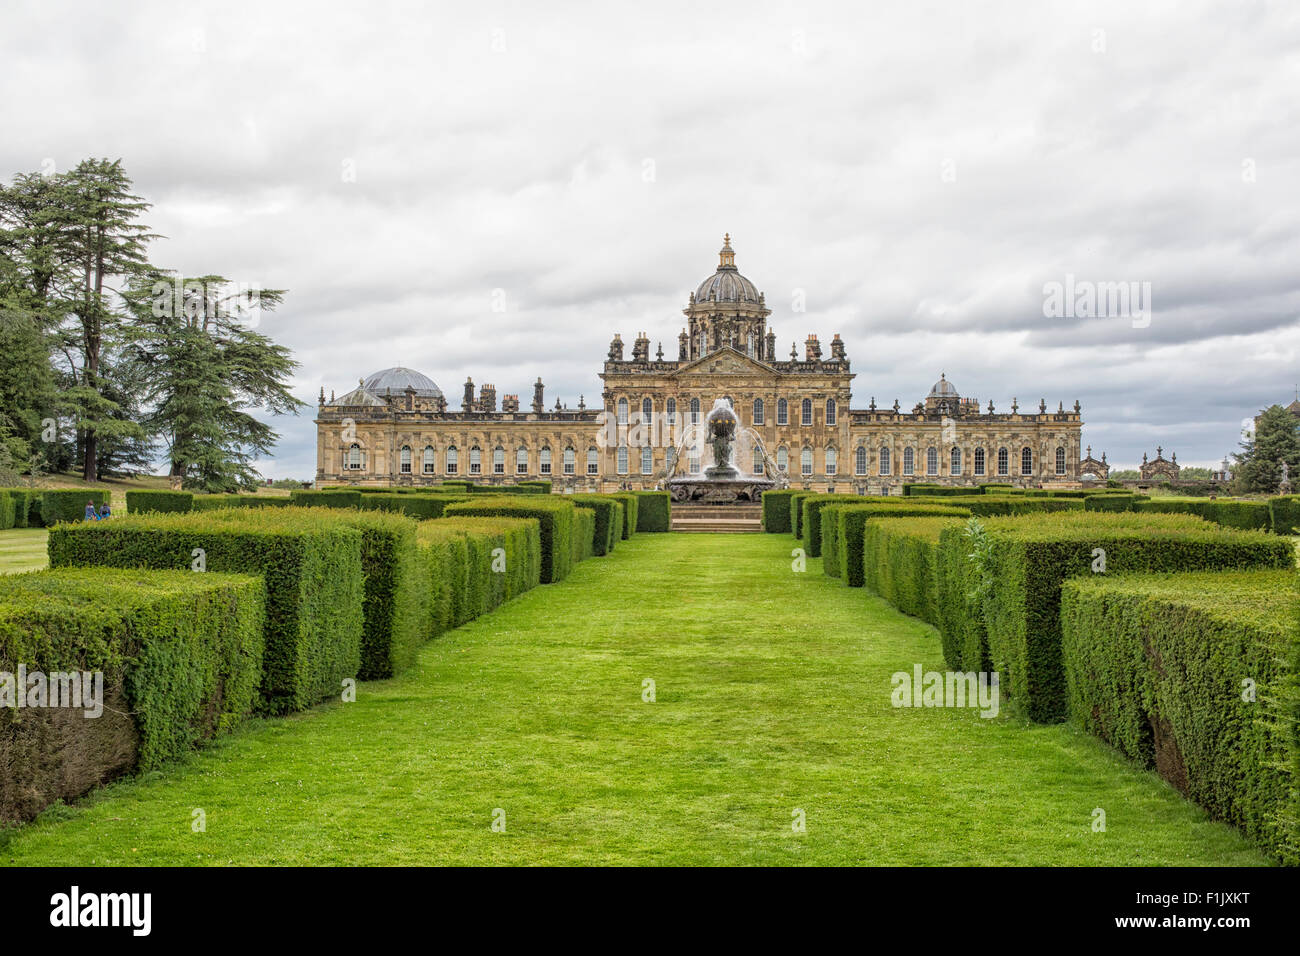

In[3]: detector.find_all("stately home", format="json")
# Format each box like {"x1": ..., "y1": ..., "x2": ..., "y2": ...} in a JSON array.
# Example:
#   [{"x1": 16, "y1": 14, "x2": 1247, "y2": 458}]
[{"x1": 315, "y1": 236, "x2": 1088, "y2": 493}]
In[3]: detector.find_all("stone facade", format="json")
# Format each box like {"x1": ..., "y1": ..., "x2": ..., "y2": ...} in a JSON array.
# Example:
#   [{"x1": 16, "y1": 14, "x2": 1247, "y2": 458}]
[{"x1": 315, "y1": 236, "x2": 1088, "y2": 493}]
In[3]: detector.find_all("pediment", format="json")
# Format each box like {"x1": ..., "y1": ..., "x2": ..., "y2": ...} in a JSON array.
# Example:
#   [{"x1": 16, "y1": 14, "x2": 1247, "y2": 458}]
[{"x1": 672, "y1": 347, "x2": 775, "y2": 379}]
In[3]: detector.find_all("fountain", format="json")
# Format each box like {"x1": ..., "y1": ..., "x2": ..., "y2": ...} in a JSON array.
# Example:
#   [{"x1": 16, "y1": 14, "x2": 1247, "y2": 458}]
[{"x1": 665, "y1": 398, "x2": 779, "y2": 503}]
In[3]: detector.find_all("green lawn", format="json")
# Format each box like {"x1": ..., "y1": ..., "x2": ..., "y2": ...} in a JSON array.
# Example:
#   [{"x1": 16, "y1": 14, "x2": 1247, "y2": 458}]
[
  {"x1": 1, "y1": 533, "x2": 1268, "y2": 865},
  {"x1": 0, "y1": 528, "x2": 48, "y2": 574}
]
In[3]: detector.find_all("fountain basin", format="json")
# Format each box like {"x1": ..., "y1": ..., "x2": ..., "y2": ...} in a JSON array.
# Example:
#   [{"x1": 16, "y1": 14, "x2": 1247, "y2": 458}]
[{"x1": 666, "y1": 475, "x2": 776, "y2": 503}]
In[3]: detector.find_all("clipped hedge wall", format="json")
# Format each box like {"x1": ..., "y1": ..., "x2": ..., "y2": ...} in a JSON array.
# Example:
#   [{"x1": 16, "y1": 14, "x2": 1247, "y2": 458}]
[
  {"x1": 1083, "y1": 493, "x2": 1147, "y2": 512},
  {"x1": 291, "y1": 489, "x2": 362, "y2": 509},
  {"x1": 862, "y1": 516, "x2": 967, "y2": 626},
  {"x1": 789, "y1": 492, "x2": 815, "y2": 538},
  {"x1": 1061, "y1": 570, "x2": 1299, "y2": 865},
  {"x1": 1268, "y1": 495, "x2": 1300, "y2": 535},
  {"x1": 575, "y1": 508, "x2": 596, "y2": 562},
  {"x1": 800, "y1": 494, "x2": 870, "y2": 557},
  {"x1": 937, "y1": 520, "x2": 993, "y2": 672},
  {"x1": 124, "y1": 490, "x2": 195, "y2": 514},
  {"x1": 417, "y1": 517, "x2": 542, "y2": 633},
  {"x1": 1136, "y1": 497, "x2": 1271, "y2": 531},
  {"x1": 0, "y1": 488, "x2": 39, "y2": 528},
  {"x1": 761, "y1": 490, "x2": 799, "y2": 534},
  {"x1": 571, "y1": 495, "x2": 622, "y2": 556},
  {"x1": 632, "y1": 491, "x2": 671, "y2": 532},
  {"x1": 358, "y1": 493, "x2": 470, "y2": 520},
  {"x1": 0, "y1": 493, "x2": 13, "y2": 530},
  {"x1": 40, "y1": 489, "x2": 109, "y2": 525},
  {"x1": 606, "y1": 492, "x2": 639, "y2": 538},
  {"x1": 976, "y1": 511, "x2": 1293, "y2": 723},
  {"x1": 47, "y1": 509, "x2": 364, "y2": 715},
  {"x1": 831, "y1": 503, "x2": 970, "y2": 587},
  {"x1": 443, "y1": 497, "x2": 576, "y2": 583},
  {"x1": 0, "y1": 567, "x2": 265, "y2": 823}
]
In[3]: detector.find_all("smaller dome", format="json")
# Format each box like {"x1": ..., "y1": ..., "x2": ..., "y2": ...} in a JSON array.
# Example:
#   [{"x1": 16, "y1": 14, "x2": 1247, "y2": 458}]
[
  {"x1": 928, "y1": 373, "x2": 959, "y2": 399},
  {"x1": 362, "y1": 366, "x2": 442, "y2": 399},
  {"x1": 330, "y1": 382, "x2": 387, "y2": 408}
]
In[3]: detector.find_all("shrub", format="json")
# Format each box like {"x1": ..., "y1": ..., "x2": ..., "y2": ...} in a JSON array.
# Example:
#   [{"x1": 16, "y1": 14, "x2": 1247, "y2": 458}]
[
  {"x1": 789, "y1": 493, "x2": 815, "y2": 538},
  {"x1": 632, "y1": 491, "x2": 671, "y2": 532},
  {"x1": 125, "y1": 490, "x2": 194, "y2": 514},
  {"x1": 571, "y1": 495, "x2": 622, "y2": 556},
  {"x1": 47, "y1": 509, "x2": 364, "y2": 715},
  {"x1": 358, "y1": 493, "x2": 470, "y2": 520},
  {"x1": 1136, "y1": 498, "x2": 1271, "y2": 531},
  {"x1": 800, "y1": 494, "x2": 870, "y2": 557},
  {"x1": 0, "y1": 567, "x2": 265, "y2": 823},
  {"x1": 606, "y1": 492, "x2": 639, "y2": 537},
  {"x1": 191, "y1": 495, "x2": 243, "y2": 511},
  {"x1": 900, "y1": 484, "x2": 977, "y2": 497},
  {"x1": 834, "y1": 504, "x2": 970, "y2": 587},
  {"x1": 1269, "y1": 495, "x2": 1300, "y2": 535},
  {"x1": 0, "y1": 493, "x2": 13, "y2": 530},
  {"x1": 40, "y1": 489, "x2": 110, "y2": 525},
  {"x1": 572, "y1": 507, "x2": 596, "y2": 564},
  {"x1": 862, "y1": 516, "x2": 967, "y2": 626},
  {"x1": 517, "y1": 480, "x2": 552, "y2": 494},
  {"x1": 919, "y1": 495, "x2": 1085, "y2": 517},
  {"x1": 417, "y1": 517, "x2": 541, "y2": 632},
  {"x1": 762, "y1": 490, "x2": 799, "y2": 534},
  {"x1": 1061, "y1": 570, "x2": 1299, "y2": 864},
  {"x1": 976, "y1": 511, "x2": 1292, "y2": 723},
  {"x1": 936, "y1": 520, "x2": 994, "y2": 672},
  {"x1": 442, "y1": 497, "x2": 576, "y2": 583},
  {"x1": 1083, "y1": 493, "x2": 1147, "y2": 512},
  {"x1": 291, "y1": 489, "x2": 362, "y2": 509},
  {"x1": 0, "y1": 488, "x2": 39, "y2": 529}
]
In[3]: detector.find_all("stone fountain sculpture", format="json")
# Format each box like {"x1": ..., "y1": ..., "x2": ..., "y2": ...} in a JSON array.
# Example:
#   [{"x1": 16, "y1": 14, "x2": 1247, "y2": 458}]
[{"x1": 666, "y1": 397, "x2": 777, "y2": 503}]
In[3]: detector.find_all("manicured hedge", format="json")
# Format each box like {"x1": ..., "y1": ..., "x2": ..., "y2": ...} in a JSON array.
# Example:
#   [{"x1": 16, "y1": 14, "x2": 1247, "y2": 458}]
[
  {"x1": 1136, "y1": 498, "x2": 1271, "y2": 531},
  {"x1": 40, "y1": 489, "x2": 109, "y2": 525},
  {"x1": 47, "y1": 509, "x2": 364, "y2": 715},
  {"x1": 936, "y1": 519, "x2": 993, "y2": 672},
  {"x1": 191, "y1": 495, "x2": 243, "y2": 511},
  {"x1": 862, "y1": 516, "x2": 967, "y2": 626},
  {"x1": 1061, "y1": 570, "x2": 1299, "y2": 865},
  {"x1": 125, "y1": 490, "x2": 194, "y2": 514},
  {"x1": 979, "y1": 484, "x2": 1024, "y2": 494},
  {"x1": 442, "y1": 497, "x2": 576, "y2": 583},
  {"x1": 606, "y1": 492, "x2": 639, "y2": 538},
  {"x1": 762, "y1": 490, "x2": 799, "y2": 534},
  {"x1": 924, "y1": 495, "x2": 1085, "y2": 517},
  {"x1": 1083, "y1": 493, "x2": 1147, "y2": 512},
  {"x1": 575, "y1": 508, "x2": 596, "y2": 561},
  {"x1": 417, "y1": 517, "x2": 542, "y2": 632},
  {"x1": 1268, "y1": 495, "x2": 1300, "y2": 535},
  {"x1": 974, "y1": 511, "x2": 1293, "y2": 723},
  {"x1": 901, "y1": 484, "x2": 976, "y2": 497},
  {"x1": 0, "y1": 567, "x2": 265, "y2": 823},
  {"x1": 0, "y1": 488, "x2": 39, "y2": 528},
  {"x1": 830, "y1": 503, "x2": 970, "y2": 587},
  {"x1": 291, "y1": 489, "x2": 362, "y2": 509},
  {"x1": 632, "y1": 491, "x2": 671, "y2": 532},
  {"x1": 0, "y1": 493, "x2": 13, "y2": 530},
  {"x1": 800, "y1": 494, "x2": 871, "y2": 557},
  {"x1": 517, "y1": 480, "x2": 552, "y2": 494},
  {"x1": 571, "y1": 495, "x2": 622, "y2": 556},
  {"x1": 789, "y1": 492, "x2": 815, "y2": 538},
  {"x1": 358, "y1": 493, "x2": 470, "y2": 520}
]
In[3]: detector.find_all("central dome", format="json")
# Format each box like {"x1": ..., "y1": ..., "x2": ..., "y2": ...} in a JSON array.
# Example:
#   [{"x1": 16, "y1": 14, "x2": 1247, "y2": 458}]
[
  {"x1": 928, "y1": 373, "x2": 959, "y2": 399},
  {"x1": 363, "y1": 366, "x2": 442, "y2": 399},
  {"x1": 694, "y1": 234, "x2": 761, "y2": 304}
]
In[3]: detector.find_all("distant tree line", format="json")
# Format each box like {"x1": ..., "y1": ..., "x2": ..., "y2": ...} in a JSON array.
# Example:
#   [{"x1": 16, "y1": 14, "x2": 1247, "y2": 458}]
[{"x1": 0, "y1": 159, "x2": 303, "y2": 491}]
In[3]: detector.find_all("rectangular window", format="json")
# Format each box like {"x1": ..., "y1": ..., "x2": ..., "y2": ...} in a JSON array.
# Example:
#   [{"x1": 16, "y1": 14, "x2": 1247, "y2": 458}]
[
  {"x1": 470, "y1": 448, "x2": 481, "y2": 475},
  {"x1": 641, "y1": 446, "x2": 653, "y2": 475},
  {"x1": 587, "y1": 449, "x2": 599, "y2": 475},
  {"x1": 617, "y1": 447, "x2": 629, "y2": 474}
]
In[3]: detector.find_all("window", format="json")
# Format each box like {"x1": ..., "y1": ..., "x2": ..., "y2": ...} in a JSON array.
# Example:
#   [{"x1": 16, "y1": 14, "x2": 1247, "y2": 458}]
[
  {"x1": 974, "y1": 447, "x2": 985, "y2": 477},
  {"x1": 587, "y1": 447, "x2": 599, "y2": 475},
  {"x1": 1021, "y1": 447, "x2": 1033, "y2": 475},
  {"x1": 690, "y1": 398, "x2": 700, "y2": 425},
  {"x1": 801, "y1": 398, "x2": 812, "y2": 426},
  {"x1": 926, "y1": 447, "x2": 937, "y2": 476},
  {"x1": 753, "y1": 398, "x2": 764, "y2": 425},
  {"x1": 642, "y1": 397, "x2": 652, "y2": 423},
  {"x1": 400, "y1": 446, "x2": 412, "y2": 474},
  {"x1": 879, "y1": 446, "x2": 891, "y2": 476},
  {"x1": 617, "y1": 446, "x2": 628, "y2": 474},
  {"x1": 855, "y1": 446, "x2": 868, "y2": 475},
  {"x1": 826, "y1": 399, "x2": 836, "y2": 426},
  {"x1": 666, "y1": 398, "x2": 676, "y2": 425},
  {"x1": 540, "y1": 447, "x2": 551, "y2": 475},
  {"x1": 494, "y1": 446, "x2": 505, "y2": 475},
  {"x1": 1056, "y1": 446, "x2": 1066, "y2": 475},
  {"x1": 689, "y1": 451, "x2": 701, "y2": 474},
  {"x1": 347, "y1": 443, "x2": 362, "y2": 470},
  {"x1": 950, "y1": 446, "x2": 961, "y2": 475},
  {"x1": 641, "y1": 446, "x2": 653, "y2": 475},
  {"x1": 753, "y1": 447, "x2": 764, "y2": 475},
  {"x1": 423, "y1": 446, "x2": 436, "y2": 474},
  {"x1": 777, "y1": 398, "x2": 788, "y2": 425},
  {"x1": 825, "y1": 448, "x2": 837, "y2": 475},
  {"x1": 563, "y1": 447, "x2": 575, "y2": 475},
  {"x1": 516, "y1": 447, "x2": 528, "y2": 474},
  {"x1": 617, "y1": 398, "x2": 628, "y2": 425},
  {"x1": 997, "y1": 447, "x2": 1008, "y2": 476},
  {"x1": 776, "y1": 446, "x2": 788, "y2": 472},
  {"x1": 446, "y1": 446, "x2": 458, "y2": 475},
  {"x1": 469, "y1": 447, "x2": 482, "y2": 475},
  {"x1": 903, "y1": 447, "x2": 915, "y2": 476},
  {"x1": 801, "y1": 447, "x2": 813, "y2": 476}
]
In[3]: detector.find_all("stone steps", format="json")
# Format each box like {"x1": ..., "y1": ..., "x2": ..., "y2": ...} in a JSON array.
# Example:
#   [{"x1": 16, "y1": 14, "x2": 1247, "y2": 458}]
[{"x1": 671, "y1": 503, "x2": 764, "y2": 533}]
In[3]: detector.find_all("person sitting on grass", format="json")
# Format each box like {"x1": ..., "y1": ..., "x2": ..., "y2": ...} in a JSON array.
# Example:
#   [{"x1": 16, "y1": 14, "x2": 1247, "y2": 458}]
[
  {"x1": 84, "y1": 500, "x2": 99, "y2": 521},
  {"x1": 99, "y1": 502, "x2": 112, "y2": 519}
]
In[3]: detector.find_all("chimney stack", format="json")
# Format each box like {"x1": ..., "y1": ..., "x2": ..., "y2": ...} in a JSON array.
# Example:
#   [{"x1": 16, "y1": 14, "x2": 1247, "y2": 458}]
[
  {"x1": 479, "y1": 383, "x2": 497, "y2": 413},
  {"x1": 632, "y1": 331, "x2": 649, "y2": 363},
  {"x1": 502, "y1": 394, "x2": 520, "y2": 413},
  {"x1": 805, "y1": 334, "x2": 822, "y2": 362},
  {"x1": 462, "y1": 377, "x2": 474, "y2": 412},
  {"x1": 830, "y1": 334, "x2": 846, "y2": 361},
  {"x1": 532, "y1": 377, "x2": 545, "y2": 413}
]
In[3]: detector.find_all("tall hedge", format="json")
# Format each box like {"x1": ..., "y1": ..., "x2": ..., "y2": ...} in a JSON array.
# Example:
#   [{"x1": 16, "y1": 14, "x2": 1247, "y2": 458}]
[
  {"x1": 358, "y1": 493, "x2": 470, "y2": 520},
  {"x1": 831, "y1": 503, "x2": 970, "y2": 587},
  {"x1": 443, "y1": 497, "x2": 576, "y2": 583},
  {"x1": 936, "y1": 520, "x2": 993, "y2": 672},
  {"x1": 632, "y1": 491, "x2": 671, "y2": 532},
  {"x1": 1136, "y1": 497, "x2": 1271, "y2": 531},
  {"x1": 862, "y1": 516, "x2": 967, "y2": 626},
  {"x1": 291, "y1": 489, "x2": 362, "y2": 509},
  {"x1": 789, "y1": 492, "x2": 815, "y2": 538},
  {"x1": 417, "y1": 517, "x2": 541, "y2": 633},
  {"x1": 605, "y1": 492, "x2": 639, "y2": 538},
  {"x1": 572, "y1": 507, "x2": 596, "y2": 564},
  {"x1": 1061, "y1": 570, "x2": 1298, "y2": 864},
  {"x1": 1083, "y1": 493, "x2": 1147, "y2": 512},
  {"x1": 0, "y1": 488, "x2": 39, "y2": 528},
  {"x1": 0, "y1": 568, "x2": 265, "y2": 823},
  {"x1": 0, "y1": 493, "x2": 13, "y2": 530},
  {"x1": 975, "y1": 512, "x2": 1293, "y2": 723},
  {"x1": 761, "y1": 490, "x2": 798, "y2": 534},
  {"x1": 40, "y1": 489, "x2": 109, "y2": 525},
  {"x1": 125, "y1": 490, "x2": 194, "y2": 514},
  {"x1": 799, "y1": 494, "x2": 870, "y2": 557},
  {"x1": 571, "y1": 495, "x2": 622, "y2": 556},
  {"x1": 1268, "y1": 495, "x2": 1300, "y2": 534},
  {"x1": 47, "y1": 509, "x2": 364, "y2": 715}
]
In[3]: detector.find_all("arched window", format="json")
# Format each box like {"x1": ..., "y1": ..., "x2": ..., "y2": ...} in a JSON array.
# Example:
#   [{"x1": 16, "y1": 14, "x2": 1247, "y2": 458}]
[
  {"x1": 690, "y1": 398, "x2": 701, "y2": 424},
  {"x1": 826, "y1": 399, "x2": 836, "y2": 426},
  {"x1": 617, "y1": 446, "x2": 629, "y2": 474},
  {"x1": 347, "y1": 443, "x2": 362, "y2": 470},
  {"x1": 400, "y1": 446, "x2": 412, "y2": 474},
  {"x1": 997, "y1": 447, "x2": 1008, "y2": 476},
  {"x1": 777, "y1": 398, "x2": 789, "y2": 425},
  {"x1": 493, "y1": 446, "x2": 505, "y2": 475},
  {"x1": 903, "y1": 447, "x2": 915, "y2": 476},
  {"x1": 617, "y1": 398, "x2": 628, "y2": 425},
  {"x1": 642, "y1": 397, "x2": 652, "y2": 423},
  {"x1": 1021, "y1": 447, "x2": 1033, "y2": 475},
  {"x1": 423, "y1": 446, "x2": 436, "y2": 474},
  {"x1": 879, "y1": 446, "x2": 891, "y2": 476},
  {"x1": 825, "y1": 448, "x2": 837, "y2": 475},
  {"x1": 801, "y1": 447, "x2": 813, "y2": 476},
  {"x1": 469, "y1": 446, "x2": 482, "y2": 475},
  {"x1": 516, "y1": 447, "x2": 529, "y2": 474},
  {"x1": 666, "y1": 398, "x2": 677, "y2": 425},
  {"x1": 926, "y1": 447, "x2": 937, "y2": 476},
  {"x1": 539, "y1": 447, "x2": 552, "y2": 475},
  {"x1": 1056, "y1": 447, "x2": 1066, "y2": 475},
  {"x1": 855, "y1": 446, "x2": 868, "y2": 475},
  {"x1": 974, "y1": 447, "x2": 985, "y2": 476},
  {"x1": 753, "y1": 446, "x2": 765, "y2": 475},
  {"x1": 776, "y1": 446, "x2": 789, "y2": 472},
  {"x1": 587, "y1": 447, "x2": 599, "y2": 475},
  {"x1": 753, "y1": 398, "x2": 764, "y2": 425},
  {"x1": 446, "y1": 446, "x2": 458, "y2": 475},
  {"x1": 950, "y1": 446, "x2": 961, "y2": 475},
  {"x1": 563, "y1": 447, "x2": 575, "y2": 475},
  {"x1": 641, "y1": 446, "x2": 653, "y2": 475},
  {"x1": 801, "y1": 398, "x2": 812, "y2": 426}
]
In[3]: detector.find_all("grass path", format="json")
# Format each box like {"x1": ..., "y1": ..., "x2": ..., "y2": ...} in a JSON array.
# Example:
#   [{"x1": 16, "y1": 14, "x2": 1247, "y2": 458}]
[
  {"x1": 2, "y1": 533, "x2": 1267, "y2": 865},
  {"x1": 0, "y1": 529, "x2": 48, "y2": 575}
]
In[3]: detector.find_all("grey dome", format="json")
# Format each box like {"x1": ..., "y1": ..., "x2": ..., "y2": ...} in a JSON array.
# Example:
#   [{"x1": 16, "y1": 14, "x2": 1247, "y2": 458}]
[
  {"x1": 363, "y1": 366, "x2": 442, "y2": 399},
  {"x1": 331, "y1": 383, "x2": 386, "y2": 408},
  {"x1": 694, "y1": 234, "x2": 761, "y2": 304},
  {"x1": 928, "y1": 373, "x2": 959, "y2": 398}
]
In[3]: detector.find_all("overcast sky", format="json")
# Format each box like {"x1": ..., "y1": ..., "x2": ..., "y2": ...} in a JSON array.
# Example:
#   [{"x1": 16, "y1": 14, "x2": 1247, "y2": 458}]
[{"x1": 4, "y1": 0, "x2": 1297, "y2": 477}]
